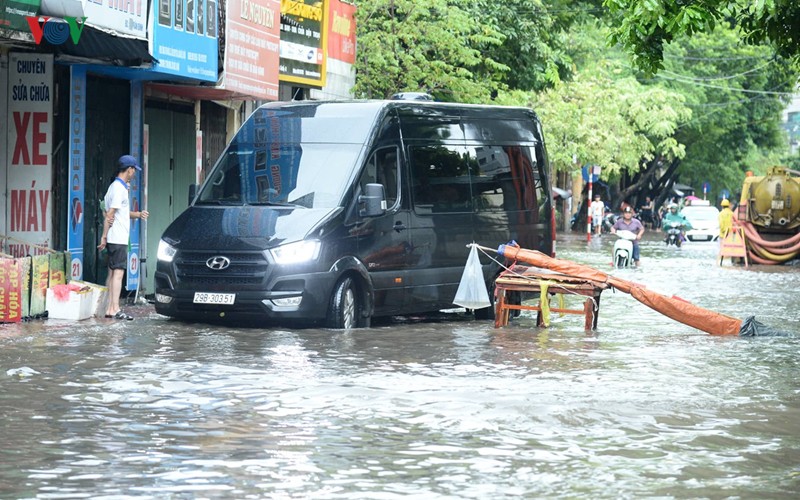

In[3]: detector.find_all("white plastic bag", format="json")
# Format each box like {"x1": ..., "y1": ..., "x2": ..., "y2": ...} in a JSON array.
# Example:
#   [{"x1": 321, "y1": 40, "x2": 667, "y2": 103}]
[{"x1": 453, "y1": 245, "x2": 491, "y2": 310}]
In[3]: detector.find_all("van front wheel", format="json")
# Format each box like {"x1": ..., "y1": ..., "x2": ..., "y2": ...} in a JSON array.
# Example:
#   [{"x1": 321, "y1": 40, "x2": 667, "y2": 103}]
[{"x1": 327, "y1": 277, "x2": 366, "y2": 329}]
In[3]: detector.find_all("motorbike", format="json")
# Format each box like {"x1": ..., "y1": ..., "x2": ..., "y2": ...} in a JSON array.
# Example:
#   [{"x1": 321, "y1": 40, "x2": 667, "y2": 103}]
[
  {"x1": 602, "y1": 213, "x2": 618, "y2": 234},
  {"x1": 664, "y1": 221, "x2": 684, "y2": 247},
  {"x1": 613, "y1": 230, "x2": 637, "y2": 268}
]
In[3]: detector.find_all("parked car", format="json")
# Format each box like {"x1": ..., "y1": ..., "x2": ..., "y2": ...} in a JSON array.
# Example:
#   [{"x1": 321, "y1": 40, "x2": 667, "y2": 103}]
[
  {"x1": 682, "y1": 205, "x2": 720, "y2": 241},
  {"x1": 154, "y1": 99, "x2": 556, "y2": 328}
]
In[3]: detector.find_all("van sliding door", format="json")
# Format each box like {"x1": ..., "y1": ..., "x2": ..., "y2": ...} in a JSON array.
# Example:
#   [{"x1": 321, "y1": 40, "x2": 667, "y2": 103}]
[{"x1": 407, "y1": 143, "x2": 473, "y2": 310}]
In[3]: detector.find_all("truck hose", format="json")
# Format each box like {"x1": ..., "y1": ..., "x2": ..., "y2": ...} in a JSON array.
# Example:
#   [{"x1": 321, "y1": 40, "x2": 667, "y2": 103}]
[
  {"x1": 747, "y1": 240, "x2": 799, "y2": 262},
  {"x1": 740, "y1": 221, "x2": 800, "y2": 251}
]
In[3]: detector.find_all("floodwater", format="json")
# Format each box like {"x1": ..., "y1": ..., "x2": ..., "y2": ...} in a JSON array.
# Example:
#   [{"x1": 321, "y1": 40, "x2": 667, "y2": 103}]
[{"x1": 2, "y1": 232, "x2": 799, "y2": 498}]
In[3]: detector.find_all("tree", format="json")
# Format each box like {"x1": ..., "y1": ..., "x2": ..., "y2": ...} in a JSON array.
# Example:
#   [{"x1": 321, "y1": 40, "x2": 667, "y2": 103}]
[
  {"x1": 352, "y1": 0, "x2": 599, "y2": 101},
  {"x1": 605, "y1": 0, "x2": 800, "y2": 74},
  {"x1": 655, "y1": 27, "x2": 797, "y2": 199},
  {"x1": 352, "y1": 0, "x2": 508, "y2": 102}
]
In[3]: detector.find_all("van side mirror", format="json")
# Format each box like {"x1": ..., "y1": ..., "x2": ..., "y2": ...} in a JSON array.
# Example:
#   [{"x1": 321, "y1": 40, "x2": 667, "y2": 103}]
[
  {"x1": 359, "y1": 183, "x2": 386, "y2": 217},
  {"x1": 188, "y1": 184, "x2": 197, "y2": 205}
]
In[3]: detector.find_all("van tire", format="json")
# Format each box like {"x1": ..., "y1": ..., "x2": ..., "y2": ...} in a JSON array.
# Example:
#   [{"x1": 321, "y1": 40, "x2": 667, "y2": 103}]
[{"x1": 327, "y1": 277, "x2": 365, "y2": 329}]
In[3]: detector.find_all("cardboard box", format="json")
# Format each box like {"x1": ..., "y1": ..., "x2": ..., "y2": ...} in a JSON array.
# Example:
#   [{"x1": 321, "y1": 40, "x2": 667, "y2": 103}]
[
  {"x1": 68, "y1": 280, "x2": 108, "y2": 317},
  {"x1": 46, "y1": 285, "x2": 94, "y2": 320}
]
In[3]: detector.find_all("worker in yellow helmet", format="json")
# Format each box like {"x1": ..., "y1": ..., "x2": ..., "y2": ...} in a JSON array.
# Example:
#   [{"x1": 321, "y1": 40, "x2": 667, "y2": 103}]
[{"x1": 718, "y1": 199, "x2": 734, "y2": 238}]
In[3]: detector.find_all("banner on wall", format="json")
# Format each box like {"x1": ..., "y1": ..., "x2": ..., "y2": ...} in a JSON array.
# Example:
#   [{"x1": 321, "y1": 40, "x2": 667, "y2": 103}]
[
  {"x1": 223, "y1": 0, "x2": 280, "y2": 100},
  {"x1": 327, "y1": 0, "x2": 354, "y2": 64},
  {"x1": 6, "y1": 53, "x2": 54, "y2": 258},
  {"x1": 1, "y1": 54, "x2": 7, "y2": 241},
  {"x1": 0, "y1": 0, "x2": 40, "y2": 32},
  {"x1": 150, "y1": 0, "x2": 219, "y2": 81},
  {"x1": 279, "y1": 0, "x2": 327, "y2": 87},
  {"x1": 67, "y1": 65, "x2": 86, "y2": 280}
]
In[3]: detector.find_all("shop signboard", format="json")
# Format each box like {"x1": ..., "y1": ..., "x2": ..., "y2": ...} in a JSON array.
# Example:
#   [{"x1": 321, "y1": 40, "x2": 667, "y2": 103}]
[
  {"x1": 223, "y1": 0, "x2": 280, "y2": 100},
  {"x1": 279, "y1": 0, "x2": 327, "y2": 87},
  {"x1": 327, "y1": 0, "x2": 354, "y2": 64},
  {"x1": 67, "y1": 65, "x2": 86, "y2": 280},
  {"x1": 151, "y1": 0, "x2": 219, "y2": 81},
  {"x1": 126, "y1": 81, "x2": 143, "y2": 292},
  {"x1": 6, "y1": 53, "x2": 53, "y2": 258},
  {"x1": 0, "y1": 0, "x2": 40, "y2": 32}
]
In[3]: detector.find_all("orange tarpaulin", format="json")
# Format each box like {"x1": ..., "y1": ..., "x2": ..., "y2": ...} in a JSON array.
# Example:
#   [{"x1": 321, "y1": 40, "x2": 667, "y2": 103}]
[{"x1": 497, "y1": 244, "x2": 742, "y2": 335}]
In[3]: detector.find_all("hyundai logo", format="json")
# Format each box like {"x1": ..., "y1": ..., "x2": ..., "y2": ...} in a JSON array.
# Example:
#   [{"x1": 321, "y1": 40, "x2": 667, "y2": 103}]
[{"x1": 206, "y1": 256, "x2": 231, "y2": 270}]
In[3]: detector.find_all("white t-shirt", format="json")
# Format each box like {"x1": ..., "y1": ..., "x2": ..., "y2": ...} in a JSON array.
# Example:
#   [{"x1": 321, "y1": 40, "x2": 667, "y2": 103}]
[
  {"x1": 104, "y1": 178, "x2": 130, "y2": 245},
  {"x1": 590, "y1": 200, "x2": 605, "y2": 218}
]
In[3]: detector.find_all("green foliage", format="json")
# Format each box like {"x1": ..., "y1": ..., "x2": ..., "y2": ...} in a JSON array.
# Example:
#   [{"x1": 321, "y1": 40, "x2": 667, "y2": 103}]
[
  {"x1": 656, "y1": 26, "x2": 796, "y2": 197},
  {"x1": 352, "y1": 0, "x2": 593, "y2": 101},
  {"x1": 605, "y1": 0, "x2": 800, "y2": 74},
  {"x1": 351, "y1": 0, "x2": 797, "y2": 205},
  {"x1": 352, "y1": 0, "x2": 507, "y2": 102},
  {"x1": 497, "y1": 22, "x2": 690, "y2": 181}
]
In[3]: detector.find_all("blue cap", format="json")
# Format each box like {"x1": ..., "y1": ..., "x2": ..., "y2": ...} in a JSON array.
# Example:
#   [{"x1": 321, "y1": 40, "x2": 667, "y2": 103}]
[{"x1": 118, "y1": 155, "x2": 141, "y2": 171}]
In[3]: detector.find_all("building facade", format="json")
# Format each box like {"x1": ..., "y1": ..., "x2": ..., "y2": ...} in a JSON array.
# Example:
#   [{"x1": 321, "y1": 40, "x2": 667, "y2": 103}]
[{"x1": 1, "y1": 0, "x2": 356, "y2": 295}]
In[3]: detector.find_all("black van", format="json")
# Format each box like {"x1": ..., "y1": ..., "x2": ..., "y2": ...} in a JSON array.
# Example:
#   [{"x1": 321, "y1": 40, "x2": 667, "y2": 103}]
[{"x1": 154, "y1": 100, "x2": 554, "y2": 327}]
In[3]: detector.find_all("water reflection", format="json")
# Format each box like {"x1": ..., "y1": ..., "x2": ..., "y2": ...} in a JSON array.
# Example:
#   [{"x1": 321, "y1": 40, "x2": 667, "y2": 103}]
[{"x1": 1, "y1": 232, "x2": 799, "y2": 498}]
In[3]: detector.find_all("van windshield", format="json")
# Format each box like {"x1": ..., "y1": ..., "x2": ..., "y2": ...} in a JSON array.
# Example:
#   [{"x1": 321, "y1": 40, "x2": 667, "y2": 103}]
[{"x1": 196, "y1": 144, "x2": 360, "y2": 208}]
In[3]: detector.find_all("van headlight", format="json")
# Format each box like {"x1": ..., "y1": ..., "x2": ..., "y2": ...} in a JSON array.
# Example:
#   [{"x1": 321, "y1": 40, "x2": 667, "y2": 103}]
[
  {"x1": 157, "y1": 239, "x2": 177, "y2": 263},
  {"x1": 270, "y1": 240, "x2": 321, "y2": 264}
]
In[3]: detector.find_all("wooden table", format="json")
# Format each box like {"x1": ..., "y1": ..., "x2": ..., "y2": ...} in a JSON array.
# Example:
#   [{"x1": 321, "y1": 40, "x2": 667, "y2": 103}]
[{"x1": 494, "y1": 265, "x2": 610, "y2": 330}]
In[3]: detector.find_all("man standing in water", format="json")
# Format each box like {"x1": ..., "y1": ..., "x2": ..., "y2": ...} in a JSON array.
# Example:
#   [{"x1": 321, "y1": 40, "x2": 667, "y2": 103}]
[
  {"x1": 718, "y1": 198, "x2": 735, "y2": 238},
  {"x1": 590, "y1": 194, "x2": 605, "y2": 235},
  {"x1": 97, "y1": 155, "x2": 149, "y2": 320}
]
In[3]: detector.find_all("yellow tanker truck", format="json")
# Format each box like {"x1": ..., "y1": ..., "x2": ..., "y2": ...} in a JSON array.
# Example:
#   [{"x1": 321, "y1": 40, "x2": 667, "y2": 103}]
[{"x1": 738, "y1": 166, "x2": 800, "y2": 264}]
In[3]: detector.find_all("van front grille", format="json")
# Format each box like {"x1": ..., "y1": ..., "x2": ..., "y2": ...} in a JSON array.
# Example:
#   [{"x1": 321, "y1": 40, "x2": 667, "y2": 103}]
[{"x1": 174, "y1": 250, "x2": 268, "y2": 289}]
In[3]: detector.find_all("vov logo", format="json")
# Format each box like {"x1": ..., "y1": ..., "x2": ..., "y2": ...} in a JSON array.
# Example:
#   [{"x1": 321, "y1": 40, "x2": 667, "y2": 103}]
[{"x1": 25, "y1": 16, "x2": 88, "y2": 45}]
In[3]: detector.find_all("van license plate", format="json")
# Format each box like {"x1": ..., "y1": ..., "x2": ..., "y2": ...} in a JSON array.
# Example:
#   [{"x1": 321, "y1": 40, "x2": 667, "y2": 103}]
[{"x1": 193, "y1": 292, "x2": 235, "y2": 305}]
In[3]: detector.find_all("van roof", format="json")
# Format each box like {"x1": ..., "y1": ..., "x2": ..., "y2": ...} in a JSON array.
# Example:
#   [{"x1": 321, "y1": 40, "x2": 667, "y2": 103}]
[
  {"x1": 258, "y1": 99, "x2": 540, "y2": 119},
  {"x1": 255, "y1": 100, "x2": 543, "y2": 144}
]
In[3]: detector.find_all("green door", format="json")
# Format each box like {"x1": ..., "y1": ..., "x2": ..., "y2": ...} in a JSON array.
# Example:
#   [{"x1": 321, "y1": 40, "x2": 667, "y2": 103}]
[{"x1": 143, "y1": 105, "x2": 196, "y2": 296}]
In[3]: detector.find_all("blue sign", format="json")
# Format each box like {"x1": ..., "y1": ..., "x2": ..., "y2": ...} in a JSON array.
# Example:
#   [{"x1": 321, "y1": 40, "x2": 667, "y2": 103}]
[
  {"x1": 720, "y1": 188, "x2": 730, "y2": 200},
  {"x1": 126, "y1": 82, "x2": 144, "y2": 292},
  {"x1": 581, "y1": 165, "x2": 599, "y2": 183},
  {"x1": 152, "y1": 0, "x2": 218, "y2": 81},
  {"x1": 67, "y1": 65, "x2": 86, "y2": 280},
  {"x1": 702, "y1": 181, "x2": 711, "y2": 193}
]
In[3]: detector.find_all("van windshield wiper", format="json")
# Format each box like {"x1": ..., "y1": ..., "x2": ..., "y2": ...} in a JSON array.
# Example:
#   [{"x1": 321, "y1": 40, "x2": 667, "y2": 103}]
[
  {"x1": 195, "y1": 199, "x2": 245, "y2": 206},
  {"x1": 248, "y1": 201, "x2": 298, "y2": 207}
]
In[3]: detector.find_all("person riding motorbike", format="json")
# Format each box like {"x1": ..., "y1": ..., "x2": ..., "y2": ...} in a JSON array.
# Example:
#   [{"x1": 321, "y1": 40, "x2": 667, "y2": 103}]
[
  {"x1": 661, "y1": 203, "x2": 692, "y2": 242},
  {"x1": 611, "y1": 206, "x2": 645, "y2": 266}
]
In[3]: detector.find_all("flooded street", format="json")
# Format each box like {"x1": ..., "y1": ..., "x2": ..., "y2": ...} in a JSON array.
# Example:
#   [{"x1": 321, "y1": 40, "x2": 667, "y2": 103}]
[{"x1": 2, "y1": 232, "x2": 799, "y2": 498}]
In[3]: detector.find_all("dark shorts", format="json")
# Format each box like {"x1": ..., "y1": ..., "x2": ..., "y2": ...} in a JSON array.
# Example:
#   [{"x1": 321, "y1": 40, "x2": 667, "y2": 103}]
[{"x1": 107, "y1": 243, "x2": 128, "y2": 270}]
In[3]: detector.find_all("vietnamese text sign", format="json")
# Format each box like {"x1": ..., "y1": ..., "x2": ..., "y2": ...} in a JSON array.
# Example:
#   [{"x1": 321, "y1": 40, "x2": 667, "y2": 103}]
[
  {"x1": 0, "y1": 258, "x2": 23, "y2": 322},
  {"x1": 67, "y1": 65, "x2": 86, "y2": 280},
  {"x1": 224, "y1": 0, "x2": 280, "y2": 100},
  {"x1": 327, "y1": 0, "x2": 354, "y2": 64},
  {"x1": 6, "y1": 53, "x2": 53, "y2": 258},
  {"x1": 280, "y1": 0, "x2": 327, "y2": 87},
  {"x1": 152, "y1": 0, "x2": 219, "y2": 81},
  {"x1": 126, "y1": 82, "x2": 143, "y2": 292},
  {"x1": 83, "y1": 0, "x2": 146, "y2": 38},
  {"x1": 0, "y1": 0, "x2": 40, "y2": 31}
]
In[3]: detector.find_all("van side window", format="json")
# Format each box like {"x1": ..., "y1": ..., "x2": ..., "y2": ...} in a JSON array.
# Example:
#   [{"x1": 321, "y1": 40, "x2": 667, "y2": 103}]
[
  {"x1": 360, "y1": 146, "x2": 399, "y2": 208},
  {"x1": 410, "y1": 144, "x2": 472, "y2": 213},
  {"x1": 467, "y1": 145, "x2": 541, "y2": 212}
]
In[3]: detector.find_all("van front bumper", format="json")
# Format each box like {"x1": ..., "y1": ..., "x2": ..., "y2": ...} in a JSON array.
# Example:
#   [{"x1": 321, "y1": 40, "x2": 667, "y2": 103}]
[{"x1": 154, "y1": 269, "x2": 338, "y2": 323}]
